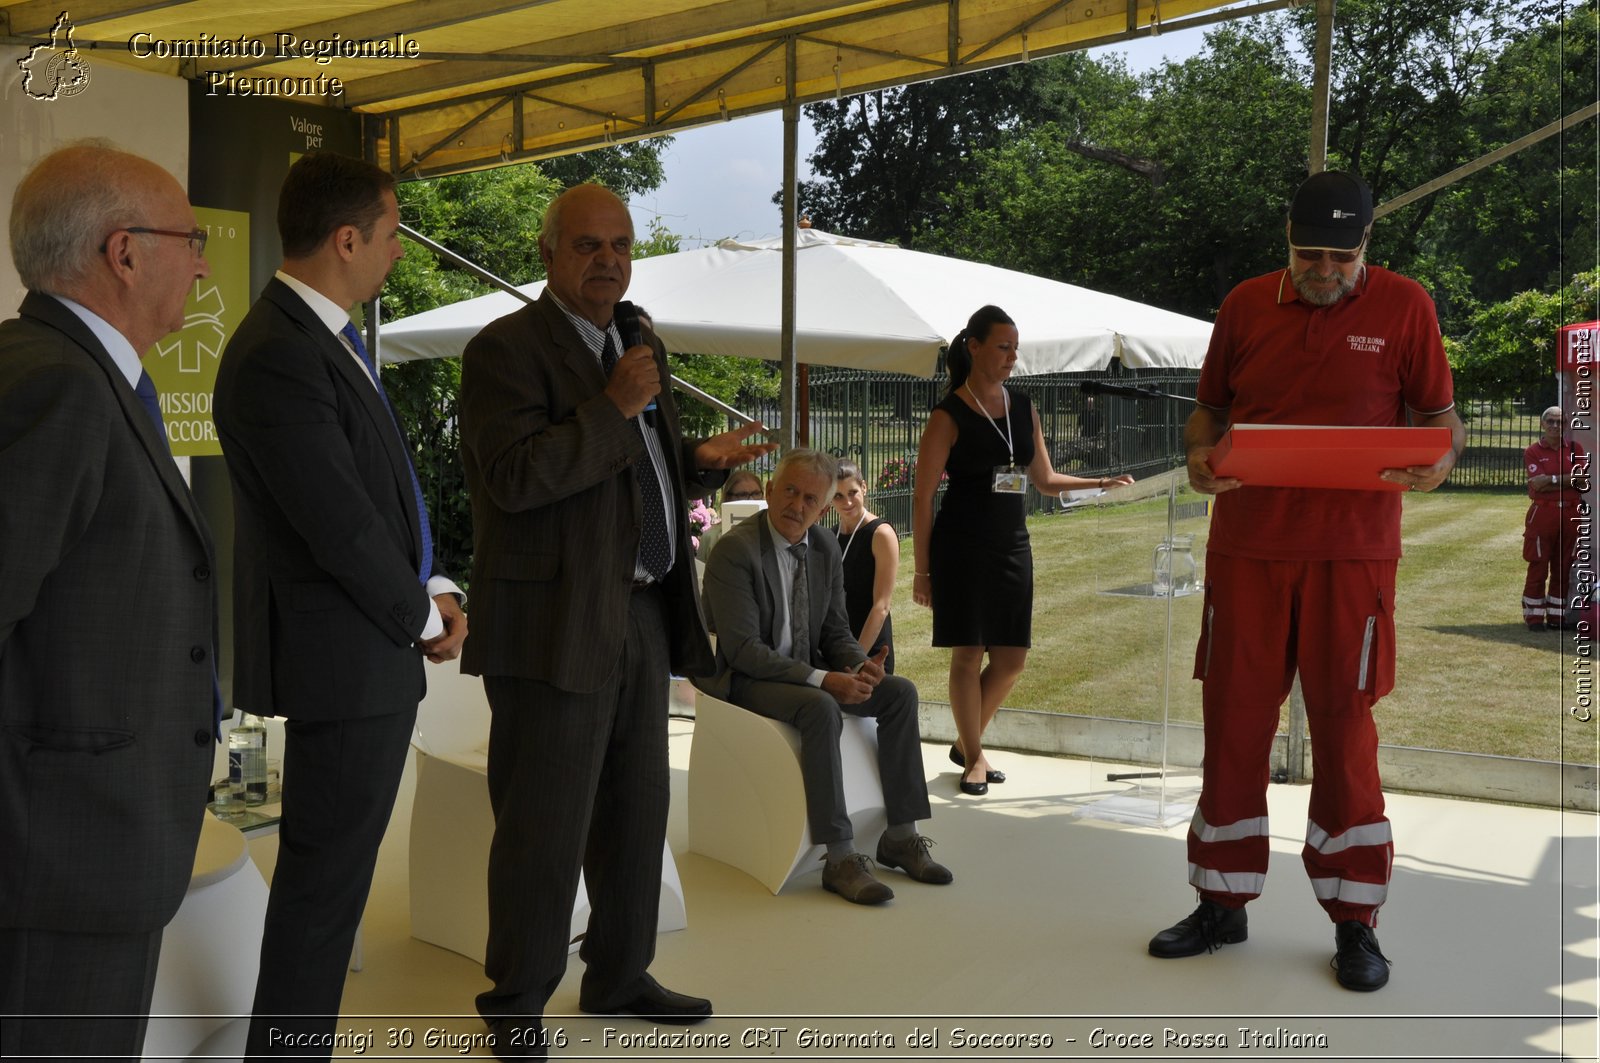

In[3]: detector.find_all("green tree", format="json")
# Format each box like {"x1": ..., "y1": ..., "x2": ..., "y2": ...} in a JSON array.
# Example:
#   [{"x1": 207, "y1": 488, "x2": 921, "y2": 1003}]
[
  {"x1": 1405, "y1": 1, "x2": 1597, "y2": 323},
  {"x1": 928, "y1": 24, "x2": 1311, "y2": 316},
  {"x1": 790, "y1": 59, "x2": 1098, "y2": 245},
  {"x1": 1448, "y1": 268, "x2": 1600, "y2": 401}
]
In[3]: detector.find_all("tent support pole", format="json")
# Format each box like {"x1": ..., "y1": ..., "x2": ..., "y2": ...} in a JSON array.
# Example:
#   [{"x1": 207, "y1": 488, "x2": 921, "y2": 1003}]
[
  {"x1": 774, "y1": 95, "x2": 800, "y2": 448},
  {"x1": 1308, "y1": 0, "x2": 1334, "y2": 173}
]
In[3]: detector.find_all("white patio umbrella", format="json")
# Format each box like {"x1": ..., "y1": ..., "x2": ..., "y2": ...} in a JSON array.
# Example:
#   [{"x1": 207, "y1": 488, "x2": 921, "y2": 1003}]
[{"x1": 379, "y1": 228, "x2": 1212, "y2": 378}]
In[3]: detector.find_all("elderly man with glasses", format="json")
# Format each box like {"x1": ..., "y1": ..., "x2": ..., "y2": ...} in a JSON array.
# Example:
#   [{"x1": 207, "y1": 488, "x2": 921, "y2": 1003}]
[
  {"x1": 1149, "y1": 171, "x2": 1465, "y2": 992},
  {"x1": 1523, "y1": 406, "x2": 1588, "y2": 629}
]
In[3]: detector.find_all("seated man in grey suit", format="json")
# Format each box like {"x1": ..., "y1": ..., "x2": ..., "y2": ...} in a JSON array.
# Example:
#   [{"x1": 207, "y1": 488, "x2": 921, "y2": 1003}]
[{"x1": 697, "y1": 448, "x2": 952, "y2": 904}]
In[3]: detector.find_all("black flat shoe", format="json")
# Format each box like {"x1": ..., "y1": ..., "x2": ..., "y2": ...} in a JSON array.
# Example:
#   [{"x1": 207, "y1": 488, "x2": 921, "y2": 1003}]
[
  {"x1": 959, "y1": 777, "x2": 988, "y2": 796},
  {"x1": 950, "y1": 744, "x2": 1006, "y2": 783}
]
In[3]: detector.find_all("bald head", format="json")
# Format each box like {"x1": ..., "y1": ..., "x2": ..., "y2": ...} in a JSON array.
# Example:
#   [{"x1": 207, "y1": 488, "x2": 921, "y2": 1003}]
[
  {"x1": 538, "y1": 183, "x2": 635, "y2": 328},
  {"x1": 11, "y1": 141, "x2": 209, "y2": 351},
  {"x1": 11, "y1": 141, "x2": 182, "y2": 294}
]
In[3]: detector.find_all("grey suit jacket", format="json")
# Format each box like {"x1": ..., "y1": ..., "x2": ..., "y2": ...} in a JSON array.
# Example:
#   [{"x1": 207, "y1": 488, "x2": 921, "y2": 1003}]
[
  {"x1": 459, "y1": 291, "x2": 718, "y2": 692},
  {"x1": 215, "y1": 278, "x2": 435, "y2": 721},
  {"x1": 697, "y1": 515, "x2": 867, "y2": 699},
  {"x1": 0, "y1": 292, "x2": 218, "y2": 933}
]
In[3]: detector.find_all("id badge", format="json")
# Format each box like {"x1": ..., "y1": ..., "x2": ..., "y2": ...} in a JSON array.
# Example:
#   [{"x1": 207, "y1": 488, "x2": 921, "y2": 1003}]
[{"x1": 992, "y1": 464, "x2": 1027, "y2": 494}]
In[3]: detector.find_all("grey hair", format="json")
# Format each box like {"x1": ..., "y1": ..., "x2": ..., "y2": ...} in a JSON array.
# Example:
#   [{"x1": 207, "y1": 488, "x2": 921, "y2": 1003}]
[
  {"x1": 539, "y1": 183, "x2": 632, "y2": 254},
  {"x1": 1544, "y1": 406, "x2": 1564, "y2": 421},
  {"x1": 774, "y1": 447, "x2": 838, "y2": 486},
  {"x1": 10, "y1": 140, "x2": 157, "y2": 293}
]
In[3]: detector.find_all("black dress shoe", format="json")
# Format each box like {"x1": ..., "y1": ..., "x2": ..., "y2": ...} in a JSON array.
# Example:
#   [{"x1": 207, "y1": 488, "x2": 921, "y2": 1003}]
[
  {"x1": 958, "y1": 777, "x2": 988, "y2": 795},
  {"x1": 949, "y1": 744, "x2": 1006, "y2": 783},
  {"x1": 1148, "y1": 900, "x2": 1248, "y2": 958},
  {"x1": 484, "y1": 1018, "x2": 546, "y2": 1062},
  {"x1": 580, "y1": 973, "x2": 713, "y2": 1024},
  {"x1": 1331, "y1": 920, "x2": 1390, "y2": 991}
]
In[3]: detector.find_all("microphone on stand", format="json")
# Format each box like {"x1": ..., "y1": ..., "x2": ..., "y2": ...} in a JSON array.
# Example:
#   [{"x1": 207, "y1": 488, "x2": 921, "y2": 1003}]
[
  {"x1": 1081, "y1": 380, "x2": 1160, "y2": 399},
  {"x1": 614, "y1": 299, "x2": 659, "y2": 426},
  {"x1": 1080, "y1": 379, "x2": 1198, "y2": 404}
]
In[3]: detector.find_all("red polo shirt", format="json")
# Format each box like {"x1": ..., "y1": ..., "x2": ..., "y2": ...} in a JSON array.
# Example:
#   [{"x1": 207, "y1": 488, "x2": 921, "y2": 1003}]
[
  {"x1": 1525, "y1": 438, "x2": 1586, "y2": 502},
  {"x1": 1198, "y1": 265, "x2": 1455, "y2": 560}
]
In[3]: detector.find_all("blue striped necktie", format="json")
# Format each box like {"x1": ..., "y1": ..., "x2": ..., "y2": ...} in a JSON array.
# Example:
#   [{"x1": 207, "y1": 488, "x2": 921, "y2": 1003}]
[{"x1": 341, "y1": 321, "x2": 434, "y2": 583}]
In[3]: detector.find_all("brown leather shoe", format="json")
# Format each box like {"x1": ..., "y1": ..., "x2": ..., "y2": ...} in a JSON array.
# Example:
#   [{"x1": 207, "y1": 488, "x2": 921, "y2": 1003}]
[
  {"x1": 821, "y1": 852, "x2": 894, "y2": 904},
  {"x1": 876, "y1": 833, "x2": 954, "y2": 885}
]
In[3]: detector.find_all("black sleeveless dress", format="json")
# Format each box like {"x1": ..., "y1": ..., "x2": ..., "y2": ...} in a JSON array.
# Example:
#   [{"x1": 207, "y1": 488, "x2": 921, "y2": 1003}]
[
  {"x1": 928, "y1": 388, "x2": 1035, "y2": 647},
  {"x1": 837, "y1": 516, "x2": 895, "y2": 673}
]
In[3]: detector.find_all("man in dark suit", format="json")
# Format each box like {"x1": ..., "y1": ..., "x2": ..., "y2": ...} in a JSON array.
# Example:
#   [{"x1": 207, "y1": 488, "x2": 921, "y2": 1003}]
[
  {"x1": 698, "y1": 448, "x2": 952, "y2": 905},
  {"x1": 0, "y1": 142, "x2": 218, "y2": 1059},
  {"x1": 459, "y1": 183, "x2": 772, "y2": 1060},
  {"x1": 214, "y1": 152, "x2": 467, "y2": 1055}
]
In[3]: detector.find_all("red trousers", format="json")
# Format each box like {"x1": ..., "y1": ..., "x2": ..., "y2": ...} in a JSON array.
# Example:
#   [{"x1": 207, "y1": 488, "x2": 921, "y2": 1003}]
[
  {"x1": 1523, "y1": 501, "x2": 1578, "y2": 626},
  {"x1": 1189, "y1": 554, "x2": 1396, "y2": 927}
]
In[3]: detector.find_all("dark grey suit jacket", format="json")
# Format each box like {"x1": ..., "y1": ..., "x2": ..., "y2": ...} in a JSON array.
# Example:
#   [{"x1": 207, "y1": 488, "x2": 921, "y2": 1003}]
[
  {"x1": 215, "y1": 278, "x2": 435, "y2": 720},
  {"x1": 697, "y1": 515, "x2": 867, "y2": 699},
  {"x1": 0, "y1": 292, "x2": 218, "y2": 933},
  {"x1": 459, "y1": 291, "x2": 717, "y2": 691}
]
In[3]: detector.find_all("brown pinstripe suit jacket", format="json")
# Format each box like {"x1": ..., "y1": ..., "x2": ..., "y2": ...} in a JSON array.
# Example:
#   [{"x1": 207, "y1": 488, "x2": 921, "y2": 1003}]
[{"x1": 458, "y1": 291, "x2": 717, "y2": 691}]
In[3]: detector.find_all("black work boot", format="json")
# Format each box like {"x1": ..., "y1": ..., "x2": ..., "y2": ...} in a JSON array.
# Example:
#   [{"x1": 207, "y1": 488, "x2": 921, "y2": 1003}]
[{"x1": 1148, "y1": 899, "x2": 1248, "y2": 958}]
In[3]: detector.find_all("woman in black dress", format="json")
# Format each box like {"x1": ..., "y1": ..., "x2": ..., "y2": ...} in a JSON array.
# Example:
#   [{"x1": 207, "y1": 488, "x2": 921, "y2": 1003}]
[
  {"x1": 911, "y1": 305, "x2": 1133, "y2": 794},
  {"x1": 831, "y1": 460, "x2": 898, "y2": 672}
]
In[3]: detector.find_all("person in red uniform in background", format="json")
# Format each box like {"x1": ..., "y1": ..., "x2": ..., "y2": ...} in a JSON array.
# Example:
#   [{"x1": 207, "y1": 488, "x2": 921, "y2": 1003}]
[
  {"x1": 1523, "y1": 406, "x2": 1588, "y2": 629},
  {"x1": 1148, "y1": 171, "x2": 1465, "y2": 993}
]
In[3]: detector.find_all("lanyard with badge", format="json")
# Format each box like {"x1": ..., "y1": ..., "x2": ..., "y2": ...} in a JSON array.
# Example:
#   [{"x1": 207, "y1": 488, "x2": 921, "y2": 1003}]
[{"x1": 965, "y1": 383, "x2": 1028, "y2": 494}]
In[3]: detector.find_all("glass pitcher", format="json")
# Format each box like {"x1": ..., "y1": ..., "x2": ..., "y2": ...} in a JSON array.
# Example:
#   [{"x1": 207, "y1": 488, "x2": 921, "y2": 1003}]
[{"x1": 1152, "y1": 534, "x2": 1197, "y2": 597}]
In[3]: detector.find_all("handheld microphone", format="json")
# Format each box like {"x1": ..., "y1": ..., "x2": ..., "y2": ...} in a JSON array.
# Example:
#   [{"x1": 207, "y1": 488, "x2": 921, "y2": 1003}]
[{"x1": 614, "y1": 300, "x2": 659, "y2": 425}]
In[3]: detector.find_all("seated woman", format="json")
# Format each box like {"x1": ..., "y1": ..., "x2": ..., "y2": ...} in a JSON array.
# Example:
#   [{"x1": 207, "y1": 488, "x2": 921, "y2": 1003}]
[
  {"x1": 696, "y1": 468, "x2": 764, "y2": 559},
  {"x1": 831, "y1": 461, "x2": 898, "y2": 673}
]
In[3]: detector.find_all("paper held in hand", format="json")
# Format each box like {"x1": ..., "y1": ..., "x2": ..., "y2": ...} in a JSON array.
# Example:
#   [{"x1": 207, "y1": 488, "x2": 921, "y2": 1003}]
[{"x1": 1207, "y1": 424, "x2": 1453, "y2": 491}]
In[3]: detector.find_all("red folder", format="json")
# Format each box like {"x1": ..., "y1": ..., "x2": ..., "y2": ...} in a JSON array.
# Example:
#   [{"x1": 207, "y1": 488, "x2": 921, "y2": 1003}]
[{"x1": 1207, "y1": 424, "x2": 1453, "y2": 491}]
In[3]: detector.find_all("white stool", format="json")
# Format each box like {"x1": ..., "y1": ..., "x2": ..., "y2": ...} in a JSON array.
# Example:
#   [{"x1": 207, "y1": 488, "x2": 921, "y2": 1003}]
[
  {"x1": 143, "y1": 814, "x2": 268, "y2": 1062},
  {"x1": 687, "y1": 690, "x2": 885, "y2": 893},
  {"x1": 408, "y1": 660, "x2": 687, "y2": 964}
]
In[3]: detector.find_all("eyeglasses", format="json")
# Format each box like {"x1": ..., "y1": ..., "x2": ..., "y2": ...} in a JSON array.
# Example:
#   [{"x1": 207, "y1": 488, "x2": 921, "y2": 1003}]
[
  {"x1": 101, "y1": 227, "x2": 208, "y2": 254},
  {"x1": 725, "y1": 490, "x2": 764, "y2": 501},
  {"x1": 1293, "y1": 245, "x2": 1362, "y2": 265}
]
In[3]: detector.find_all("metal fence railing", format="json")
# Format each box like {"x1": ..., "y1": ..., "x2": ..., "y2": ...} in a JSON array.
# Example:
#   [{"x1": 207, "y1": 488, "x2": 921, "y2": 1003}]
[{"x1": 725, "y1": 370, "x2": 1536, "y2": 524}]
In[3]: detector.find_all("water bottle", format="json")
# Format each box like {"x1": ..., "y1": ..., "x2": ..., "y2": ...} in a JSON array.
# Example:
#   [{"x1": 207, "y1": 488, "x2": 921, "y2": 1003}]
[{"x1": 229, "y1": 713, "x2": 269, "y2": 806}]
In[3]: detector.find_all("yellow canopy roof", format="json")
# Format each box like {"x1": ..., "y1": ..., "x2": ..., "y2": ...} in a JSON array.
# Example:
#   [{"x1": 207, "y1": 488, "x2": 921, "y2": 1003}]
[{"x1": 4, "y1": 0, "x2": 1253, "y2": 176}]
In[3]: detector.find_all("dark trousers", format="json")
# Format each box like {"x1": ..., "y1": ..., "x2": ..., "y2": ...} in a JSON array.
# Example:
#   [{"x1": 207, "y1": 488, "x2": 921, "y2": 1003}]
[
  {"x1": 476, "y1": 586, "x2": 671, "y2": 1023},
  {"x1": 246, "y1": 708, "x2": 417, "y2": 1057},
  {"x1": 728, "y1": 673, "x2": 929, "y2": 844},
  {"x1": 0, "y1": 926, "x2": 162, "y2": 1061}
]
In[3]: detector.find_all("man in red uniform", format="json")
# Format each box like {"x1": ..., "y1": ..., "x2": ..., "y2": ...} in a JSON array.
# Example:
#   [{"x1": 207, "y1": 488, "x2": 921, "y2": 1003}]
[
  {"x1": 1523, "y1": 406, "x2": 1588, "y2": 629},
  {"x1": 1148, "y1": 171, "x2": 1465, "y2": 992}
]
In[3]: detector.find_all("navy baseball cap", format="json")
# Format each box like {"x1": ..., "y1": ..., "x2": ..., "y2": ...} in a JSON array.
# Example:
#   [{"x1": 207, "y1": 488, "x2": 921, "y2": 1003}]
[{"x1": 1288, "y1": 171, "x2": 1373, "y2": 250}]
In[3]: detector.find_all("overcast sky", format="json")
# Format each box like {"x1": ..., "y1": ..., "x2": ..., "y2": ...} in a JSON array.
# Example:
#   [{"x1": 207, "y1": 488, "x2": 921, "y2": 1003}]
[{"x1": 627, "y1": 33, "x2": 1209, "y2": 249}]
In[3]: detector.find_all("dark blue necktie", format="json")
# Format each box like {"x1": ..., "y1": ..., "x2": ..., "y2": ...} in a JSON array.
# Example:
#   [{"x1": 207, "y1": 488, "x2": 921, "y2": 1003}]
[
  {"x1": 342, "y1": 322, "x2": 433, "y2": 584},
  {"x1": 134, "y1": 370, "x2": 169, "y2": 453},
  {"x1": 135, "y1": 369, "x2": 223, "y2": 732},
  {"x1": 601, "y1": 332, "x2": 672, "y2": 580}
]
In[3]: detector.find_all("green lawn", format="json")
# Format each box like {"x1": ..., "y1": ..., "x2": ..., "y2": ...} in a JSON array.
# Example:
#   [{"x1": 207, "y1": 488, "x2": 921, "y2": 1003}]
[{"x1": 889, "y1": 483, "x2": 1597, "y2": 764}]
